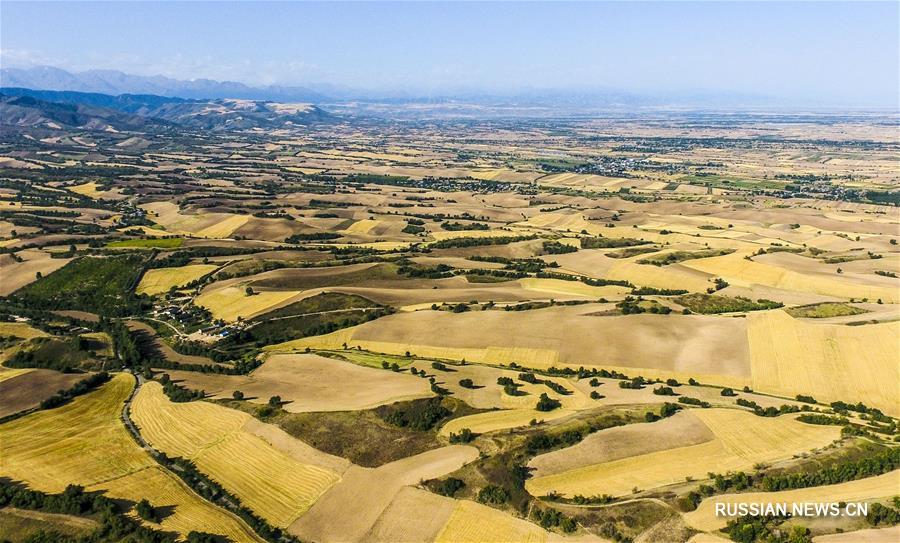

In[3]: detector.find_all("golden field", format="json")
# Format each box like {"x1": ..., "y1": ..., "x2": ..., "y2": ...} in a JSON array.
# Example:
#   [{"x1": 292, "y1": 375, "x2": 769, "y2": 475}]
[
  {"x1": 0, "y1": 374, "x2": 261, "y2": 542},
  {"x1": 525, "y1": 408, "x2": 841, "y2": 498},
  {"x1": 136, "y1": 264, "x2": 218, "y2": 296},
  {"x1": 131, "y1": 381, "x2": 341, "y2": 527}
]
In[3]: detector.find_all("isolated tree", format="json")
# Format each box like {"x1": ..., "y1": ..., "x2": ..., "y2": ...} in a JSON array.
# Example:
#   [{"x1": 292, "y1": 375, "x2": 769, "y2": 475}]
[
  {"x1": 135, "y1": 498, "x2": 157, "y2": 522},
  {"x1": 268, "y1": 395, "x2": 281, "y2": 407},
  {"x1": 232, "y1": 390, "x2": 244, "y2": 401}
]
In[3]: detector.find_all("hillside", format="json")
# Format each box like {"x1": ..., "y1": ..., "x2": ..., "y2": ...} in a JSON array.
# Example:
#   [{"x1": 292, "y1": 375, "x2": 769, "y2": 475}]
[{"x1": 0, "y1": 88, "x2": 333, "y2": 131}]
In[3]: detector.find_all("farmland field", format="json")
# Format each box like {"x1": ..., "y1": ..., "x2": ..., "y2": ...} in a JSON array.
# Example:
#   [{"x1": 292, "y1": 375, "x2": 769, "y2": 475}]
[
  {"x1": 525, "y1": 409, "x2": 841, "y2": 498},
  {"x1": 0, "y1": 374, "x2": 262, "y2": 541},
  {"x1": 136, "y1": 263, "x2": 218, "y2": 295},
  {"x1": 1, "y1": 85, "x2": 898, "y2": 543},
  {"x1": 684, "y1": 471, "x2": 900, "y2": 531},
  {"x1": 131, "y1": 381, "x2": 342, "y2": 527}
]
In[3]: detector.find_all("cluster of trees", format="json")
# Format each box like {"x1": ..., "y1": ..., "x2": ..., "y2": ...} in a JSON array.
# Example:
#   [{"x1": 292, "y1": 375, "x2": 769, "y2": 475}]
[
  {"x1": 525, "y1": 428, "x2": 585, "y2": 455},
  {"x1": 230, "y1": 308, "x2": 391, "y2": 350},
  {"x1": 580, "y1": 236, "x2": 650, "y2": 249},
  {"x1": 867, "y1": 501, "x2": 900, "y2": 526},
  {"x1": 536, "y1": 393, "x2": 562, "y2": 412},
  {"x1": 402, "y1": 223, "x2": 425, "y2": 234},
  {"x1": 652, "y1": 386, "x2": 677, "y2": 396},
  {"x1": 535, "y1": 270, "x2": 633, "y2": 288},
  {"x1": 284, "y1": 232, "x2": 341, "y2": 242},
  {"x1": 503, "y1": 258, "x2": 558, "y2": 273},
  {"x1": 0, "y1": 482, "x2": 219, "y2": 543},
  {"x1": 158, "y1": 374, "x2": 205, "y2": 403},
  {"x1": 736, "y1": 398, "x2": 802, "y2": 417},
  {"x1": 449, "y1": 428, "x2": 476, "y2": 444},
  {"x1": 11, "y1": 255, "x2": 150, "y2": 317},
  {"x1": 616, "y1": 297, "x2": 673, "y2": 314},
  {"x1": 377, "y1": 397, "x2": 451, "y2": 431},
  {"x1": 645, "y1": 402, "x2": 681, "y2": 422},
  {"x1": 830, "y1": 401, "x2": 891, "y2": 422},
  {"x1": 431, "y1": 477, "x2": 465, "y2": 497},
  {"x1": 477, "y1": 485, "x2": 509, "y2": 505},
  {"x1": 441, "y1": 221, "x2": 489, "y2": 231},
  {"x1": 498, "y1": 376, "x2": 526, "y2": 396},
  {"x1": 517, "y1": 372, "x2": 571, "y2": 395},
  {"x1": 619, "y1": 377, "x2": 647, "y2": 390},
  {"x1": 684, "y1": 447, "x2": 900, "y2": 512},
  {"x1": 598, "y1": 521, "x2": 634, "y2": 543},
  {"x1": 530, "y1": 506, "x2": 576, "y2": 532},
  {"x1": 760, "y1": 446, "x2": 900, "y2": 491},
  {"x1": 542, "y1": 240, "x2": 578, "y2": 254},
  {"x1": 678, "y1": 396, "x2": 711, "y2": 408},
  {"x1": 630, "y1": 286, "x2": 688, "y2": 296},
  {"x1": 725, "y1": 515, "x2": 809, "y2": 543},
  {"x1": 430, "y1": 234, "x2": 538, "y2": 250},
  {"x1": 797, "y1": 413, "x2": 848, "y2": 426}
]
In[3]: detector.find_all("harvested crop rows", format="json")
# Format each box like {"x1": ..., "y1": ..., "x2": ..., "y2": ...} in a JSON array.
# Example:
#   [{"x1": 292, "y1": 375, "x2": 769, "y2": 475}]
[
  {"x1": 131, "y1": 381, "x2": 342, "y2": 527},
  {"x1": 0, "y1": 374, "x2": 261, "y2": 542}
]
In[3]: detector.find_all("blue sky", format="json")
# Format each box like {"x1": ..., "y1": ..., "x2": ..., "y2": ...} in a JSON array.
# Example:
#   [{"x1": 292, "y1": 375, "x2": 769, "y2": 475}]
[{"x1": 2, "y1": 1, "x2": 898, "y2": 105}]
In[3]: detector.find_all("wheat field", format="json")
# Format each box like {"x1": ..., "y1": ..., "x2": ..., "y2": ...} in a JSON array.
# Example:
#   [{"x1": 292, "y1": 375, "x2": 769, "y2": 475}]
[
  {"x1": 525, "y1": 408, "x2": 840, "y2": 498},
  {"x1": 137, "y1": 264, "x2": 218, "y2": 296},
  {"x1": 131, "y1": 382, "x2": 341, "y2": 527},
  {"x1": 747, "y1": 310, "x2": 900, "y2": 416},
  {"x1": 0, "y1": 374, "x2": 261, "y2": 542},
  {"x1": 684, "y1": 470, "x2": 900, "y2": 531}
]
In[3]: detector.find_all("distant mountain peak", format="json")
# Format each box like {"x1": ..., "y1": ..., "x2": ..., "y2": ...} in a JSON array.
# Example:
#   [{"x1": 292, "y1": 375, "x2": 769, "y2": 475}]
[{"x1": 0, "y1": 65, "x2": 328, "y2": 103}]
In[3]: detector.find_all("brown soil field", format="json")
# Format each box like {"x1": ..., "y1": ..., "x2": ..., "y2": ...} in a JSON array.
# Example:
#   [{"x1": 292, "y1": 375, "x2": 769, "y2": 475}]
[
  {"x1": 52, "y1": 310, "x2": 101, "y2": 322},
  {"x1": 246, "y1": 262, "x2": 397, "y2": 290},
  {"x1": 233, "y1": 216, "x2": 310, "y2": 242},
  {"x1": 528, "y1": 410, "x2": 715, "y2": 478},
  {"x1": 526, "y1": 409, "x2": 841, "y2": 498},
  {"x1": 289, "y1": 445, "x2": 478, "y2": 542},
  {"x1": 813, "y1": 526, "x2": 900, "y2": 543},
  {"x1": 164, "y1": 353, "x2": 432, "y2": 412},
  {"x1": 272, "y1": 306, "x2": 752, "y2": 386},
  {"x1": 127, "y1": 320, "x2": 220, "y2": 366},
  {"x1": 362, "y1": 486, "x2": 456, "y2": 543},
  {"x1": 0, "y1": 369, "x2": 89, "y2": 417},
  {"x1": 0, "y1": 249, "x2": 72, "y2": 296}
]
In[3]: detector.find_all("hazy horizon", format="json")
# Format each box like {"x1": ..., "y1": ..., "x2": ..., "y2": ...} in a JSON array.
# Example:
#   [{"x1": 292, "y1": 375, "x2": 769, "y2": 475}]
[{"x1": 2, "y1": 1, "x2": 899, "y2": 107}]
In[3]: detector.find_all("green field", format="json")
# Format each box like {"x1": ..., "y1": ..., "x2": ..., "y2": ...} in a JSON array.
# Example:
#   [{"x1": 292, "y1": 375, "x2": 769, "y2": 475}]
[{"x1": 11, "y1": 255, "x2": 149, "y2": 316}]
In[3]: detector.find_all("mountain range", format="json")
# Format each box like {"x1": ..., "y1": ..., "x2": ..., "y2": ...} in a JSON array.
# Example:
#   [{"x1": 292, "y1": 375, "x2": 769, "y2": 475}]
[
  {"x1": 0, "y1": 88, "x2": 332, "y2": 132},
  {"x1": 1, "y1": 65, "x2": 790, "y2": 113},
  {"x1": 0, "y1": 65, "x2": 328, "y2": 103}
]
